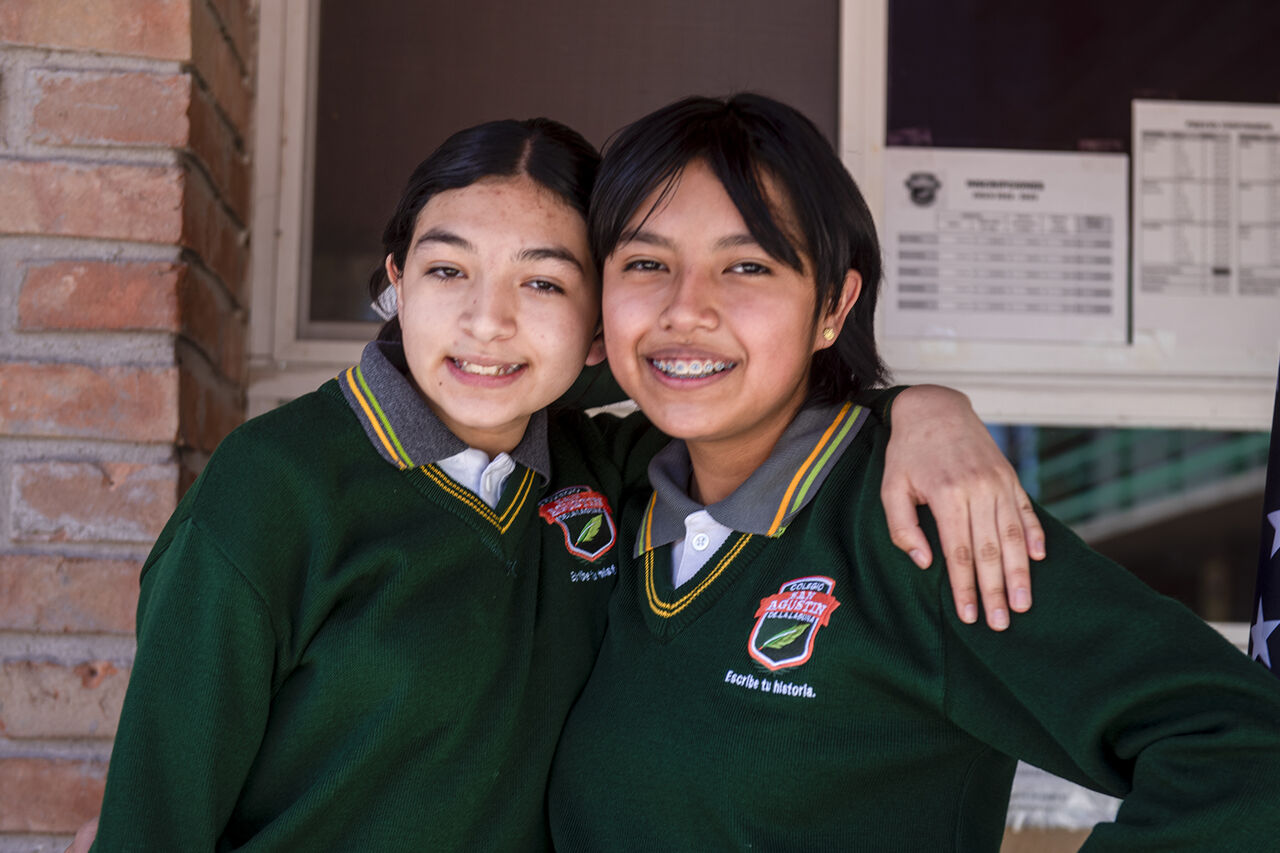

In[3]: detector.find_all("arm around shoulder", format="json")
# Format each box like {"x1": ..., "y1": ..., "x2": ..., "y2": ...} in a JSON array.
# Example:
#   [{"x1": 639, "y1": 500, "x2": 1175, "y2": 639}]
[{"x1": 870, "y1": 384, "x2": 1045, "y2": 630}]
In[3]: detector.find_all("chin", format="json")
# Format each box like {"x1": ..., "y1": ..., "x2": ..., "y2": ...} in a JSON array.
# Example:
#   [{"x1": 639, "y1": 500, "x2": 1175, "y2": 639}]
[{"x1": 645, "y1": 411, "x2": 721, "y2": 443}]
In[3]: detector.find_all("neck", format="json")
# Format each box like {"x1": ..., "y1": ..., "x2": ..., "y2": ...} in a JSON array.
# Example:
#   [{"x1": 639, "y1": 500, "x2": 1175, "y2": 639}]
[{"x1": 685, "y1": 422, "x2": 788, "y2": 506}]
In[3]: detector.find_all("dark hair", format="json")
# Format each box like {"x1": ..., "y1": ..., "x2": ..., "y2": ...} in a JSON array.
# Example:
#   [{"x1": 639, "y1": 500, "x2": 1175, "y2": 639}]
[
  {"x1": 370, "y1": 117, "x2": 600, "y2": 341},
  {"x1": 590, "y1": 93, "x2": 886, "y2": 401}
]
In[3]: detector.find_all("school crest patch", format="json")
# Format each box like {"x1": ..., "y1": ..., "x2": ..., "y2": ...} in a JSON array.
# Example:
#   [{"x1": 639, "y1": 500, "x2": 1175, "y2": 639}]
[
  {"x1": 538, "y1": 486, "x2": 617, "y2": 562},
  {"x1": 748, "y1": 576, "x2": 840, "y2": 671}
]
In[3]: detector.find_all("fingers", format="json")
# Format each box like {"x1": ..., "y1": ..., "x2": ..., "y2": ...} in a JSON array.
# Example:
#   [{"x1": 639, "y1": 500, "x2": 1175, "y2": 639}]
[
  {"x1": 1018, "y1": 486, "x2": 1046, "y2": 562},
  {"x1": 934, "y1": 488, "x2": 1028, "y2": 631},
  {"x1": 874, "y1": 379, "x2": 1046, "y2": 631},
  {"x1": 956, "y1": 482, "x2": 1043, "y2": 630},
  {"x1": 999, "y1": 485, "x2": 1041, "y2": 614},
  {"x1": 881, "y1": 481, "x2": 933, "y2": 569},
  {"x1": 968, "y1": 495, "x2": 1011, "y2": 631},
  {"x1": 931, "y1": 498, "x2": 981, "y2": 626}
]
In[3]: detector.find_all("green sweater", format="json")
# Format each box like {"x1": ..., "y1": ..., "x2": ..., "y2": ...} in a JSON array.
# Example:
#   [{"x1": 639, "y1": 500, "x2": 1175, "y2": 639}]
[
  {"x1": 92, "y1": 370, "x2": 656, "y2": 851},
  {"x1": 548, "y1": 402, "x2": 1280, "y2": 851}
]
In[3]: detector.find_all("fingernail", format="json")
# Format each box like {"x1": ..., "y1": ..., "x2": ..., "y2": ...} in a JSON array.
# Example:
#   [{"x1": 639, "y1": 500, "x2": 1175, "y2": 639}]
[
  {"x1": 1032, "y1": 538, "x2": 1045, "y2": 559},
  {"x1": 992, "y1": 609, "x2": 1009, "y2": 630},
  {"x1": 909, "y1": 549, "x2": 928, "y2": 568},
  {"x1": 1013, "y1": 589, "x2": 1031, "y2": 610},
  {"x1": 962, "y1": 604, "x2": 978, "y2": 624}
]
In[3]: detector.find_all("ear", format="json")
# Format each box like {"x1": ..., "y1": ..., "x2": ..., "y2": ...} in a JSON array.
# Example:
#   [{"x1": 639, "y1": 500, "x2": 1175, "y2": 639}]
[
  {"x1": 385, "y1": 253, "x2": 403, "y2": 300},
  {"x1": 814, "y1": 270, "x2": 862, "y2": 351},
  {"x1": 585, "y1": 327, "x2": 607, "y2": 366}
]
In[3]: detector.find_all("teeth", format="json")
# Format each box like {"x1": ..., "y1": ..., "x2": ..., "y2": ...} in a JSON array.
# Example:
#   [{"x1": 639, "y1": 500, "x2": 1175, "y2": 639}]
[
  {"x1": 651, "y1": 358, "x2": 734, "y2": 379},
  {"x1": 454, "y1": 359, "x2": 522, "y2": 377}
]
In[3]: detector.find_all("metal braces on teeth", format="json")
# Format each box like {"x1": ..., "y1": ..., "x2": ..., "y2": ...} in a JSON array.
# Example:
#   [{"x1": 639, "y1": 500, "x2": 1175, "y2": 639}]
[{"x1": 652, "y1": 358, "x2": 733, "y2": 378}]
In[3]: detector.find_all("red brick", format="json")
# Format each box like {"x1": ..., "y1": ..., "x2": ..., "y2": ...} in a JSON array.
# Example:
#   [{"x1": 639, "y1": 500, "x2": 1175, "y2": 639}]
[
  {"x1": 28, "y1": 64, "x2": 253, "y2": 220},
  {"x1": 209, "y1": 0, "x2": 255, "y2": 74},
  {"x1": 182, "y1": 164, "x2": 246, "y2": 292},
  {"x1": 179, "y1": 361, "x2": 243, "y2": 453},
  {"x1": 188, "y1": 78, "x2": 250, "y2": 218},
  {"x1": 0, "y1": 159, "x2": 249, "y2": 298},
  {"x1": 0, "y1": 0, "x2": 190, "y2": 61},
  {"x1": 0, "y1": 757, "x2": 106, "y2": 833},
  {"x1": 181, "y1": 272, "x2": 225, "y2": 375},
  {"x1": 218, "y1": 303, "x2": 247, "y2": 382},
  {"x1": 0, "y1": 362, "x2": 178, "y2": 442},
  {"x1": 31, "y1": 69, "x2": 191, "y2": 147},
  {"x1": 0, "y1": 660, "x2": 127, "y2": 738},
  {"x1": 12, "y1": 461, "x2": 180, "y2": 544},
  {"x1": 0, "y1": 554, "x2": 138, "y2": 633},
  {"x1": 18, "y1": 260, "x2": 184, "y2": 332},
  {"x1": 191, "y1": 0, "x2": 252, "y2": 135},
  {"x1": 178, "y1": 269, "x2": 245, "y2": 381},
  {"x1": 0, "y1": 159, "x2": 183, "y2": 243}
]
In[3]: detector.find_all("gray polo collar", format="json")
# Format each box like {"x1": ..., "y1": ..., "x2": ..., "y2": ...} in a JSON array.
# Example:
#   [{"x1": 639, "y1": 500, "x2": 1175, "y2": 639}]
[
  {"x1": 338, "y1": 340, "x2": 551, "y2": 482},
  {"x1": 635, "y1": 400, "x2": 868, "y2": 555}
]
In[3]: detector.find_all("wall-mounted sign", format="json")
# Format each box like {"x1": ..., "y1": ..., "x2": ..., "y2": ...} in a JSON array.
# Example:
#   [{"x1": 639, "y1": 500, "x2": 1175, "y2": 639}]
[
  {"x1": 1133, "y1": 100, "x2": 1280, "y2": 357},
  {"x1": 883, "y1": 147, "x2": 1129, "y2": 344}
]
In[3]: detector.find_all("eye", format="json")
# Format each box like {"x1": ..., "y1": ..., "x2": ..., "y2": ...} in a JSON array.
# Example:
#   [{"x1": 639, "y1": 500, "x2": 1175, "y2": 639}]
[
  {"x1": 525, "y1": 278, "x2": 565, "y2": 295},
  {"x1": 621, "y1": 258, "x2": 666, "y2": 273},
  {"x1": 728, "y1": 260, "x2": 771, "y2": 275},
  {"x1": 425, "y1": 264, "x2": 465, "y2": 280}
]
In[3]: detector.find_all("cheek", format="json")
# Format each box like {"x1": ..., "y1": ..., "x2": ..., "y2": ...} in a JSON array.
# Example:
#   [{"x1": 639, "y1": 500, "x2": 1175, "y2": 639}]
[
  {"x1": 530, "y1": 301, "x2": 596, "y2": 360},
  {"x1": 601, "y1": 309, "x2": 638, "y2": 363},
  {"x1": 398, "y1": 304, "x2": 433, "y2": 345},
  {"x1": 740, "y1": 305, "x2": 812, "y2": 361},
  {"x1": 601, "y1": 285, "x2": 647, "y2": 341}
]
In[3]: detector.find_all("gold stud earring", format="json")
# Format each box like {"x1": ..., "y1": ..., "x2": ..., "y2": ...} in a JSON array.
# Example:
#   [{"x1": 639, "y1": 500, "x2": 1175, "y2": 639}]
[{"x1": 822, "y1": 327, "x2": 836, "y2": 342}]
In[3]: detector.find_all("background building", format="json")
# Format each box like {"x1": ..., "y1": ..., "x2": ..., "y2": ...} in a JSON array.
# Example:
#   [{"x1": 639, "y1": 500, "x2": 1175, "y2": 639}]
[{"x1": 0, "y1": 2, "x2": 1274, "y2": 850}]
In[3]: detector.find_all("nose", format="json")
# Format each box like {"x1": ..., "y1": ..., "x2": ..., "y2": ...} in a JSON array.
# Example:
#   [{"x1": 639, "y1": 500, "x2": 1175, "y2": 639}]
[
  {"x1": 658, "y1": 267, "x2": 718, "y2": 334},
  {"x1": 461, "y1": 280, "x2": 517, "y2": 342}
]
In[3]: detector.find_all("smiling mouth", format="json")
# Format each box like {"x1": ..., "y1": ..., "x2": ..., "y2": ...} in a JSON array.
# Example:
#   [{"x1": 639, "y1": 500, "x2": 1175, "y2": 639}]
[
  {"x1": 452, "y1": 358, "x2": 524, "y2": 377},
  {"x1": 650, "y1": 358, "x2": 736, "y2": 379}
]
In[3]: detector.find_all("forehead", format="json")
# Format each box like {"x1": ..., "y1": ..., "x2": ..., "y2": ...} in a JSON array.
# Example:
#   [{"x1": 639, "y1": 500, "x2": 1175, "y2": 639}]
[
  {"x1": 627, "y1": 161, "x2": 803, "y2": 253},
  {"x1": 630, "y1": 162, "x2": 741, "y2": 227},
  {"x1": 413, "y1": 175, "x2": 588, "y2": 244}
]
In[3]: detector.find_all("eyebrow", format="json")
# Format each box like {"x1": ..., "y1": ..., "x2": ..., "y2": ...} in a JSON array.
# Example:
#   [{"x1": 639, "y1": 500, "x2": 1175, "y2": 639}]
[
  {"x1": 620, "y1": 229, "x2": 761, "y2": 253},
  {"x1": 518, "y1": 246, "x2": 584, "y2": 273},
  {"x1": 713, "y1": 233, "x2": 760, "y2": 251},
  {"x1": 411, "y1": 229, "x2": 583, "y2": 273},
  {"x1": 411, "y1": 228, "x2": 473, "y2": 254},
  {"x1": 620, "y1": 229, "x2": 676, "y2": 251}
]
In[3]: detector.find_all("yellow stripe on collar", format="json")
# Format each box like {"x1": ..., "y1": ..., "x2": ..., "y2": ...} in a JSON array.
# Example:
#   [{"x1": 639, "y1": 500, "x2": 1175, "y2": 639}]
[
  {"x1": 639, "y1": 491, "x2": 658, "y2": 553},
  {"x1": 645, "y1": 532, "x2": 752, "y2": 619},
  {"x1": 421, "y1": 464, "x2": 534, "y2": 534},
  {"x1": 343, "y1": 366, "x2": 412, "y2": 469},
  {"x1": 765, "y1": 402, "x2": 860, "y2": 536}
]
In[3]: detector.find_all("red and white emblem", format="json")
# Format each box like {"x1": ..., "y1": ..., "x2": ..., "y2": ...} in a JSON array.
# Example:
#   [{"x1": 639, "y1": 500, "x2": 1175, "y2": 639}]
[
  {"x1": 538, "y1": 486, "x2": 617, "y2": 562},
  {"x1": 748, "y1": 576, "x2": 840, "y2": 671}
]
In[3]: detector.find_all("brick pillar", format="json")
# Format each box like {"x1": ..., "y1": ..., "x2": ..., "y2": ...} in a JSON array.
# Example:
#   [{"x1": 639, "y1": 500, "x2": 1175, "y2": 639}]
[{"x1": 0, "y1": 1, "x2": 255, "y2": 844}]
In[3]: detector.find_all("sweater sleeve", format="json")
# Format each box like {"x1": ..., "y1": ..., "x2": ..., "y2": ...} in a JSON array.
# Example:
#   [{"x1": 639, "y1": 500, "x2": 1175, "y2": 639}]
[
  {"x1": 936, "y1": 510, "x2": 1280, "y2": 850},
  {"x1": 576, "y1": 408, "x2": 670, "y2": 493},
  {"x1": 92, "y1": 516, "x2": 276, "y2": 851},
  {"x1": 850, "y1": 384, "x2": 910, "y2": 428},
  {"x1": 555, "y1": 362, "x2": 629, "y2": 410}
]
